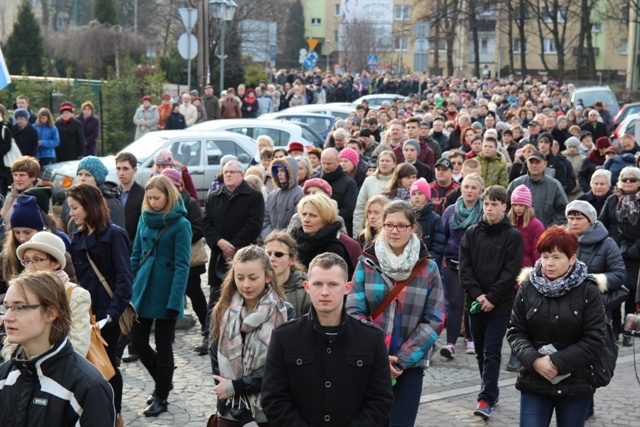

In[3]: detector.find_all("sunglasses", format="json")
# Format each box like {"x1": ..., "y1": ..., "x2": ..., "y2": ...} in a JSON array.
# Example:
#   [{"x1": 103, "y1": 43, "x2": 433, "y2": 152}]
[
  {"x1": 266, "y1": 251, "x2": 290, "y2": 258},
  {"x1": 621, "y1": 177, "x2": 639, "y2": 183}
]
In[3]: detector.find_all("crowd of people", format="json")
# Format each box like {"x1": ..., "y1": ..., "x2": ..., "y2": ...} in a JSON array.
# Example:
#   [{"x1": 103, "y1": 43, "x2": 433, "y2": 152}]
[{"x1": 0, "y1": 72, "x2": 637, "y2": 426}]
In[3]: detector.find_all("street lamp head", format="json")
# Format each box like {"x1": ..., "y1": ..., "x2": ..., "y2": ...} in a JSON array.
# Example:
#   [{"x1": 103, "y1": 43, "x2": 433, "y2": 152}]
[{"x1": 209, "y1": 0, "x2": 237, "y2": 21}]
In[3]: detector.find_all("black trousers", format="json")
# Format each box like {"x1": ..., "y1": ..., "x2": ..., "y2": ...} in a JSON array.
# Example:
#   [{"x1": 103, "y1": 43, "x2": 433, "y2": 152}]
[
  {"x1": 101, "y1": 324, "x2": 123, "y2": 412},
  {"x1": 132, "y1": 318, "x2": 177, "y2": 400}
]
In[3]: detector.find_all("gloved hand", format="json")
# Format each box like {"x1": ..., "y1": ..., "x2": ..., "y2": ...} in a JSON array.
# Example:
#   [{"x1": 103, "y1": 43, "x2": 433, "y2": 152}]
[
  {"x1": 166, "y1": 309, "x2": 179, "y2": 319},
  {"x1": 627, "y1": 243, "x2": 640, "y2": 259}
]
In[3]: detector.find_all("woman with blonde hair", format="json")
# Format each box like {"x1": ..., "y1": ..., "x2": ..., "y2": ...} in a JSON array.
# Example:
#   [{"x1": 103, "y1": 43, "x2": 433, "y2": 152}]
[
  {"x1": 264, "y1": 230, "x2": 309, "y2": 315},
  {"x1": 209, "y1": 245, "x2": 294, "y2": 426},
  {"x1": 356, "y1": 195, "x2": 389, "y2": 249},
  {"x1": 382, "y1": 163, "x2": 417, "y2": 201},
  {"x1": 130, "y1": 175, "x2": 191, "y2": 416}
]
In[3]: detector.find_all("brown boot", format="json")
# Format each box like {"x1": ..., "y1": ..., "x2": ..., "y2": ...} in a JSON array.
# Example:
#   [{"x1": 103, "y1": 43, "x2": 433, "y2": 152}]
[{"x1": 116, "y1": 412, "x2": 124, "y2": 427}]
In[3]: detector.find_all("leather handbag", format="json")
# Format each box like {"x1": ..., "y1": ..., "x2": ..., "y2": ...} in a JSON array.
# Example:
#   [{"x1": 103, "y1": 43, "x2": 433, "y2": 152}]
[
  {"x1": 85, "y1": 251, "x2": 137, "y2": 335},
  {"x1": 66, "y1": 286, "x2": 115, "y2": 381},
  {"x1": 206, "y1": 412, "x2": 218, "y2": 427},
  {"x1": 190, "y1": 238, "x2": 208, "y2": 267}
]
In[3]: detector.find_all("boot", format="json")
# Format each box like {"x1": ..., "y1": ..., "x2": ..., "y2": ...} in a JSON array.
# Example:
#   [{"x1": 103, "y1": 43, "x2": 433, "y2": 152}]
[
  {"x1": 143, "y1": 396, "x2": 168, "y2": 417},
  {"x1": 116, "y1": 412, "x2": 124, "y2": 427},
  {"x1": 623, "y1": 335, "x2": 633, "y2": 347},
  {"x1": 506, "y1": 353, "x2": 521, "y2": 372}
]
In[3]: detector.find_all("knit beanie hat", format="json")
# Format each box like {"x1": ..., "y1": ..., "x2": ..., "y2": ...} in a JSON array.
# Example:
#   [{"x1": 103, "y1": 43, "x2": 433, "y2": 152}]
[
  {"x1": 23, "y1": 186, "x2": 53, "y2": 214},
  {"x1": 510, "y1": 185, "x2": 533, "y2": 208},
  {"x1": 16, "y1": 232, "x2": 67, "y2": 269},
  {"x1": 338, "y1": 147, "x2": 360, "y2": 168},
  {"x1": 302, "y1": 178, "x2": 332, "y2": 197},
  {"x1": 410, "y1": 178, "x2": 431, "y2": 199},
  {"x1": 565, "y1": 137, "x2": 580, "y2": 148},
  {"x1": 77, "y1": 156, "x2": 108, "y2": 186},
  {"x1": 403, "y1": 139, "x2": 422, "y2": 154},
  {"x1": 10, "y1": 195, "x2": 45, "y2": 231},
  {"x1": 596, "y1": 137, "x2": 612, "y2": 149},
  {"x1": 13, "y1": 108, "x2": 29, "y2": 120},
  {"x1": 566, "y1": 200, "x2": 597, "y2": 225},
  {"x1": 154, "y1": 149, "x2": 174, "y2": 166},
  {"x1": 59, "y1": 102, "x2": 74, "y2": 113},
  {"x1": 162, "y1": 168, "x2": 182, "y2": 188}
]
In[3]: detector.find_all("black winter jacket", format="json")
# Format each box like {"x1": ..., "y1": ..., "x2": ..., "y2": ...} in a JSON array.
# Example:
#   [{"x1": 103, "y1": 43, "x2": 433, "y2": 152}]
[
  {"x1": 262, "y1": 308, "x2": 394, "y2": 427},
  {"x1": 507, "y1": 271, "x2": 605, "y2": 397},
  {"x1": 0, "y1": 339, "x2": 115, "y2": 427},
  {"x1": 576, "y1": 189, "x2": 613, "y2": 218},
  {"x1": 55, "y1": 118, "x2": 85, "y2": 162},
  {"x1": 459, "y1": 214, "x2": 524, "y2": 315},
  {"x1": 599, "y1": 192, "x2": 640, "y2": 252},
  {"x1": 293, "y1": 221, "x2": 354, "y2": 278},
  {"x1": 417, "y1": 202, "x2": 445, "y2": 269},
  {"x1": 11, "y1": 124, "x2": 38, "y2": 157},
  {"x1": 321, "y1": 166, "x2": 358, "y2": 236}
]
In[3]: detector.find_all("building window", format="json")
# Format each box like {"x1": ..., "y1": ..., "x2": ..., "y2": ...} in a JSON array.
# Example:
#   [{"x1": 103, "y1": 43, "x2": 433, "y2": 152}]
[
  {"x1": 621, "y1": 6, "x2": 630, "y2": 22},
  {"x1": 395, "y1": 36, "x2": 408, "y2": 51},
  {"x1": 620, "y1": 39, "x2": 628, "y2": 55},
  {"x1": 592, "y1": 23, "x2": 601, "y2": 33},
  {"x1": 431, "y1": 40, "x2": 448, "y2": 52},
  {"x1": 334, "y1": 4, "x2": 340, "y2": 16},
  {"x1": 543, "y1": 38, "x2": 558, "y2": 54},
  {"x1": 513, "y1": 39, "x2": 527, "y2": 54},
  {"x1": 394, "y1": 5, "x2": 410, "y2": 20},
  {"x1": 541, "y1": 7, "x2": 567, "y2": 23},
  {"x1": 334, "y1": 30, "x2": 339, "y2": 43},
  {"x1": 311, "y1": 18, "x2": 321, "y2": 25}
]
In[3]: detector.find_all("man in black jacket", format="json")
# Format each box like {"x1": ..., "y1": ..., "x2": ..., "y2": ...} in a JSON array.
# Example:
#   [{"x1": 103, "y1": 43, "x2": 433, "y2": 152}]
[
  {"x1": 459, "y1": 186, "x2": 524, "y2": 420},
  {"x1": 262, "y1": 253, "x2": 393, "y2": 426},
  {"x1": 320, "y1": 148, "x2": 357, "y2": 236},
  {"x1": 55, "y1": 102, "x2": 85, "y2": 162},
  {"x1": 195, "y1": 160, "x2": 265, "y2": 354}
]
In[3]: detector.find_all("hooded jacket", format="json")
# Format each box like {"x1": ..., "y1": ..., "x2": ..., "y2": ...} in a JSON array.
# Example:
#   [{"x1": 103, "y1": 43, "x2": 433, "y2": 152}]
[
  {"x1": 577, "y1": 221, "x2": 626, "y2": 293},
  {"x1": 262, "y1": 157, "x2": 304, "y2": 238},
  {"x1": 282, "y1": 269, "x2": 310, "y2": 316},
  {"x1": 604, "y1": 153, "x2": 637, "y2": 186},
  {"x1": 459, "y1": 214, "x2": 524, "y2": 315},
  {"x1": 476, "y1": 151, "x2": 509, "y2": 188},
  {"x1": 131, "y1": 198, "x2": 192, "y2": 319},
  {"x1": 0, "y1": 339, "x2": 115, "y2": 427}
]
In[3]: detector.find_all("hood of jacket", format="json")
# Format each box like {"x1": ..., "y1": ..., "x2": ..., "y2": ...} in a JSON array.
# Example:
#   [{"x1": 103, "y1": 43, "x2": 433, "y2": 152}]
[
  {"x1": 283, "y1": 269, "x2": 306, "y2": 293},
  {"x1": 578, "y1": 221, "x2": 609, "y2": 247},
  {"x1": 141, "y1": 196, "x2": 187, "y2": 229},
  {"x1": 477, "y1": 212, "x2": 512, "y2": 233},
  {"x1": 517, "y1": 266, "x2": 608, "y2": 293},
  {"x1": 271, "y1": 156, "x2": 298, "y2": 190}
]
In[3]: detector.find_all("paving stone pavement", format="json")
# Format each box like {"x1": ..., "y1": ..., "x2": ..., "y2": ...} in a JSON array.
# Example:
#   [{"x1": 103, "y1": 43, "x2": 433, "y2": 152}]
[{"x1": 119, "y1": 270, "x2": 640, "y2": 426}]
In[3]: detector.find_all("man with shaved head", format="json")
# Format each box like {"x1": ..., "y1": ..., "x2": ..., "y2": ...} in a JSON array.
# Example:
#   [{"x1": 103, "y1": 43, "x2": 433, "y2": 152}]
[{"x1": 321, "y1": 148, "x2": 358, "y2": 235}]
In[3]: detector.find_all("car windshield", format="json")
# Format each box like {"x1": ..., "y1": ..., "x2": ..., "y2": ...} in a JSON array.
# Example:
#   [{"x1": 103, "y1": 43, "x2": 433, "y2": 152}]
[
  {"x1": 575, "y1": 90, "x2": 617, "y2": 110},
  {"x1": 119, "y1": 134, "x2": 169, "y2": 164}
]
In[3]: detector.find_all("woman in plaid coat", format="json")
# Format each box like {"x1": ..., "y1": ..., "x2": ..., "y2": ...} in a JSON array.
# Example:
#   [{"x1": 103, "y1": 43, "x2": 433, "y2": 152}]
[{"x1": 346, "y1": 200, "x2": 445, "y2": 427}]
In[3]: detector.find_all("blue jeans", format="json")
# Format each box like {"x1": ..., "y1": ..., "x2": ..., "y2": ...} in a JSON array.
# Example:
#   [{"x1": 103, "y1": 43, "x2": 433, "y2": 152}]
[
  {"x1": 469, "y1": 312, "x2": 510, "y2": 405},
  {"x1": 385, "y1": 368, "x2": 423, "y2": 427},
  {"x1": 520, "y1": 391, "x2": 590, "y2": 427}
]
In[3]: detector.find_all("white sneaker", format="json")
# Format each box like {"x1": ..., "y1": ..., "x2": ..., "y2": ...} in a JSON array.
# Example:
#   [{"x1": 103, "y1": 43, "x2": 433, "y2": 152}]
[
  {"x1": 440, "y1": 343, "x2": 456, "y2": 359},
  {"x1": 466, "y1": 339, "x2": 476, "y2": 354}
]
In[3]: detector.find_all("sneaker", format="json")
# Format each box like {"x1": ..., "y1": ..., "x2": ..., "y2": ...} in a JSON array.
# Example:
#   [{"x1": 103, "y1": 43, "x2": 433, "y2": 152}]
[
  {"x1": 440, "y1": 343, "x2": 456, "y2": 359},
  {"x1": 465, "y1": 339, "x2": 475, "y2": 354},
  {"x1": 474, "y1": 400, "x2": 492, "y2": 420}
]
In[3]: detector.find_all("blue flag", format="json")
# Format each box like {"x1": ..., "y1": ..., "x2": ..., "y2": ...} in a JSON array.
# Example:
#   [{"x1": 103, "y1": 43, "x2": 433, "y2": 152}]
[{"x1": 0, "y1": 48, "x2": 11, "y2": 90}]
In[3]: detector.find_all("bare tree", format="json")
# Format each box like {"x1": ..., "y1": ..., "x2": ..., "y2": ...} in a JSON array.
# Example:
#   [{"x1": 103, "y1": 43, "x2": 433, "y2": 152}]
[{"x1": 339, "y1": 21, "x2": 394, "y2": 72}]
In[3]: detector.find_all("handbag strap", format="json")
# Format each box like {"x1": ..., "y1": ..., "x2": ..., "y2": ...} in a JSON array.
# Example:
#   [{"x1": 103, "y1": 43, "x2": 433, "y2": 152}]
[
  {"x1": 85, "y1": 251, "x2": 113, "y2": 299},
  {"x1": 369, "y1": 258, "x2": 429, "y2": 321},
  {"x1": 137, "y1": 226, "x2": 169, "y2": 267},
  {"x1": 582, "y1": 240, "x2": 604, "y2": 269}
]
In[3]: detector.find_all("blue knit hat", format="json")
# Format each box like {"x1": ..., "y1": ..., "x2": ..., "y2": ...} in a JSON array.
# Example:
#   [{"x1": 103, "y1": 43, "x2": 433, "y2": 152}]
[
  {"x1": 10, "y1": 195, "x2": 45, "y2": 231},
  {"x1": 13, "y1": 108, "x2": 29, "y2": 120},
  {"x1": 77, "y1": 156, "x2": 108, "y2": 186}
]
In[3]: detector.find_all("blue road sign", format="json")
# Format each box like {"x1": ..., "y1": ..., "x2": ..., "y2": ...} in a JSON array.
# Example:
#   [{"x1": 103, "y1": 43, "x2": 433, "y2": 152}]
[
  {"x1": 304, "y1": 51, "x2": 318, "y2": 68},
  {"x1": 269, "y1": 45, "x2": 276, "y2": 63},
  {"x1": 367, "y1": 55, "x2": 378, "y2": 66}
]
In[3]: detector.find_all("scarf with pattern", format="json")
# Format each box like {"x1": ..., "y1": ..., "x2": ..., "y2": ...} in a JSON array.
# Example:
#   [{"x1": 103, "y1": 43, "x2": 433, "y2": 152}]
[
  {"x1": 615, "y1": 188, "x2": 640, "y2": 226},
  {"x1": 529, "y1": 258, "x2": 589, "y2": 298}
]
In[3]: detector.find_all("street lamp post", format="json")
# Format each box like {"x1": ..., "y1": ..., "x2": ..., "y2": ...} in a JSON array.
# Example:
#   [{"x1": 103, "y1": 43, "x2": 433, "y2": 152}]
[{"x1": 209, "y1": 0, "x2": 237, "y2": 93}]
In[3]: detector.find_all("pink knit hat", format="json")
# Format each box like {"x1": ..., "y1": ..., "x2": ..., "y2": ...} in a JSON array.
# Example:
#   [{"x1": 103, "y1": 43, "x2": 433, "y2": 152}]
[
  {"x1": 161, "y1": 168, "x2": 182, "y2": 187},
  {"x1": 154, "y1": 149, "x2": 174, "y2": 166},
  {"x1": 511, "y1": 184, "x2": 532, "y2": 208},
  {"x1": 410, "y1": 178, "x2": 431, "y2": 200},
  {"x1": 338, "y1": 147, "x2": 360, "y2": 168},
  {"x1": 302, "y1": 178, "x2": 332, "y2": 197}
]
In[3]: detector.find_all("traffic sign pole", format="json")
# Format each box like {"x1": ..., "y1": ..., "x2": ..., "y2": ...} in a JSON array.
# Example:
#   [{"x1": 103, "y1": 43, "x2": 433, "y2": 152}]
[{"x1": 178, "y1": 7, "x2": 197, "y2": 90}]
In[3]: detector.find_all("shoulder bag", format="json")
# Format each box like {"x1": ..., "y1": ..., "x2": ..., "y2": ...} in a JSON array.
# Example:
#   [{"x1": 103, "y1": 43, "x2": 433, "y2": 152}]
[
  {"x1": 190, "y1": 238, "x2": 208, "y2": 267},
  {"x1": 2, "y1": 127, "x2": 22, "y2": 168},
  {"x1": 65, "y1": 285, "x2": 115, "y2": 381},
  {"x1": 367, "y1": 258, "x2": 430, "y2": 322}
]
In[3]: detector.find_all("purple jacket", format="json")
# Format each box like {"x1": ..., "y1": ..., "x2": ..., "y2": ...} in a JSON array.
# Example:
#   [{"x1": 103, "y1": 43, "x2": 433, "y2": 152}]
[{"x1": 76, "y1": 114, "x2": 100, "y2": 156}]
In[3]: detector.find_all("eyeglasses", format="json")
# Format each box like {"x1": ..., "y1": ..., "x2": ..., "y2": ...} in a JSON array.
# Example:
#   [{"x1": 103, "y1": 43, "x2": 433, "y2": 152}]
[
  {"x1": 621, "y1": 177, "x2": 639, "y2": 183},
  {"x1": 20, "y1": 257, "x2": 50, "y2": 267},
  {"x1": 383, "y1": 223, "x2": 411, "y2": 232},
  {"x1": 0, "y1": 304, "x2": 42, "y2": 315},
  {"x1": 266, "y1": 251, "x2": 290, "y2": 258}
]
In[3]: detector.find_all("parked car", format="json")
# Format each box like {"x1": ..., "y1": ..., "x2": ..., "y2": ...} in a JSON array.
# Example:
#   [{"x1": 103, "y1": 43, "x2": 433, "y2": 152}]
[
  {"x1": 352, "y1": 94, "x2": 401, "y2": 109},
  {"x1": 283, "y1": 104, "x2": 355, "y2": 119},
  {"x1": 40, "y1": 130, "x2": 257, "y2": 204},
  {"x1": 571, "y1": 86, "x2": 620, "y2": 117},
  {"x1": 613, "y1": 102, "x2": 640, "y2": 127},
  {"x1": 612, "y1": 112, "x2": 640, "y2": 143},
  {"x1": 259, "y1": 112, "x2": 335, "y2": 139},
  {"x1": 190, "y1": 118, "x2": 325, "y2": 148}
]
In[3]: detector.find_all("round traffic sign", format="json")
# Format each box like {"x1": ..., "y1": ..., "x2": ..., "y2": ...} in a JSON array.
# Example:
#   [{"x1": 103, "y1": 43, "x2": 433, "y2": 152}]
[
  {"x1": 414, "y1": 38, "x2": 429, "y2": 53},
  {"x1": 178, "y1": 33, "x2": 198, "y2": 60}
]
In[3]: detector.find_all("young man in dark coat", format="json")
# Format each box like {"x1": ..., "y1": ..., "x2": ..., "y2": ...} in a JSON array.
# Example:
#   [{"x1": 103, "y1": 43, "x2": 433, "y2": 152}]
[
  {"x1": 459, "y1": 186, "x2": 524, "y2": 420},
  {"x1": 195, "y1": 160, "x2": 265, "y2": 354},
  {"x1": 320, "y1": 148, "x2": 358, "y2": 236},
  {"x1": 55, "y1": 102, "x2": 85, "y2": 162},
  {"x1": 262, "y1": 253, "x2": 393, "y2": 426}
]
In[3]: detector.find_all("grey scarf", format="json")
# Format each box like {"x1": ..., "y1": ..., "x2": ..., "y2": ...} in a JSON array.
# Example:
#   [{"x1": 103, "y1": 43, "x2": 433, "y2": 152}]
[
  {"x1": 374, "y1": 233, "x2": 421, "y2": 281},
  {"x1": 529, "y1": 259, "x2": 589, "y2": 298}
]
